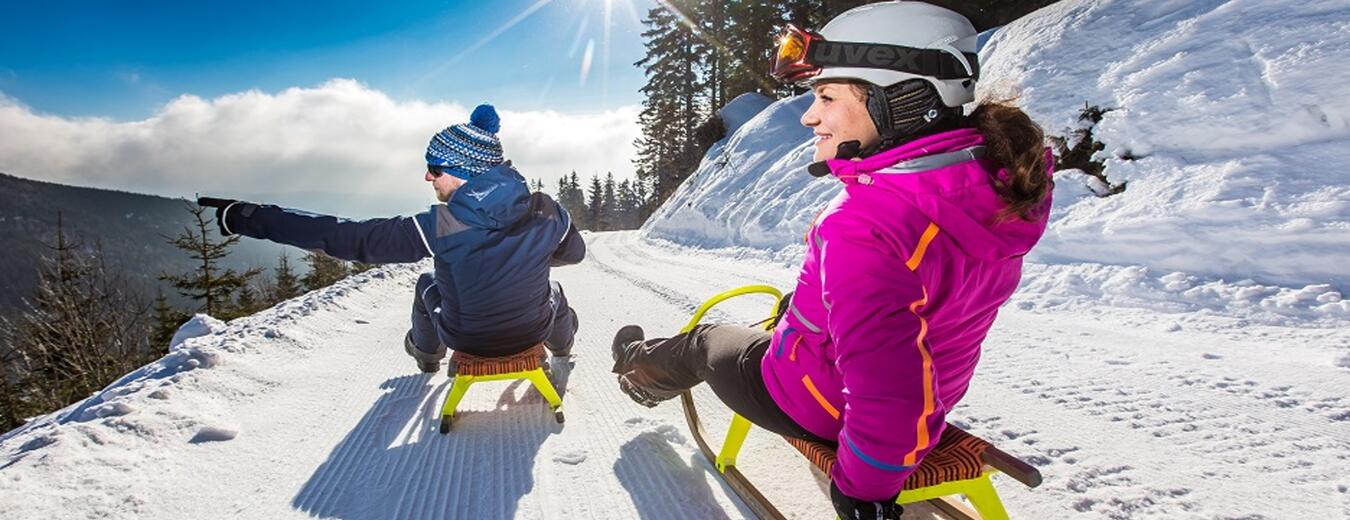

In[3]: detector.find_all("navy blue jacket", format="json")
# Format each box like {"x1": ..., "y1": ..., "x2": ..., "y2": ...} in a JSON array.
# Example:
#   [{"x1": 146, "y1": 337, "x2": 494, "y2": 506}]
[{"x1": 225, "y1": 164, "x2": 585, "y2": 355}]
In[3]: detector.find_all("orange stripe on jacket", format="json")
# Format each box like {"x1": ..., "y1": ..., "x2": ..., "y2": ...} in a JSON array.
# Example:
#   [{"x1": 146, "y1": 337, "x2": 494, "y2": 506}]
[
  {"x1": 901, "y1": 222, "x2": 940, "y2": 466},
  {"x1": 905, "y1": 222, "x2": 940, "y2": 271},
  {"x1": 801, "y1": 375, "x2": 840, "y2": 419},
  {"x1": 902, "y1": 288, "x2": 937, "y2": 466}
]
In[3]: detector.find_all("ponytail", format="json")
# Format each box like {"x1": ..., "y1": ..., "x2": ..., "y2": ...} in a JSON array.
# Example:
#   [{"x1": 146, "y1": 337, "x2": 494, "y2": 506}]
[{"x1": 970, "y1": 102, "x2": 1053, "y2": 222}]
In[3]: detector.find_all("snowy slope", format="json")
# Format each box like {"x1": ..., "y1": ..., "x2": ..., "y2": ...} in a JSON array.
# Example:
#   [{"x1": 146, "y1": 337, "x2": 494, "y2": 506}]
[
  {"x1": 1, "y1": 232, "x2": 1347, "y2": 519},
  {"x1": 4, "y1": 1, "x2": 1350, "y2": 518},
  {"x1": 644, "y1": 0, "x2": 1350, "y2": 295}
]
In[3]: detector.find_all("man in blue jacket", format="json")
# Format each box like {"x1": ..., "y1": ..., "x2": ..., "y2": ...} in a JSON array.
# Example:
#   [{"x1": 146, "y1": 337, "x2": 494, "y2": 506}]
[{"x1": 199, "y1": 104, "x2": 585, "y2": 373}]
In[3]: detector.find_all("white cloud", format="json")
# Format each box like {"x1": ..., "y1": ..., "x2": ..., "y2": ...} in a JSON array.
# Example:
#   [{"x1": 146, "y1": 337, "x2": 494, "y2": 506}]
[{"x1": 0, "y1": 79, "x2": 641, "y2": 217}]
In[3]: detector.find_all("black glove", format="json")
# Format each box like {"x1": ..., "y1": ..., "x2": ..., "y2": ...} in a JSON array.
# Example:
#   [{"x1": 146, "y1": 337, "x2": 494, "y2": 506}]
[
  {"x1": 830, "y1": 481, "x2": 902, "y2": 520},
  {"x1": 197, "y1": 197, "x2": 241, "y2": 236}
]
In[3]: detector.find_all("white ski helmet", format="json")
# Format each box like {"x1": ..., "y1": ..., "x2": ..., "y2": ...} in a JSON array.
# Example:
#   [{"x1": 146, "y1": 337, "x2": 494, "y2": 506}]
[{"x1": 801, "y1": 1, "x2": 979, "y2": 108}]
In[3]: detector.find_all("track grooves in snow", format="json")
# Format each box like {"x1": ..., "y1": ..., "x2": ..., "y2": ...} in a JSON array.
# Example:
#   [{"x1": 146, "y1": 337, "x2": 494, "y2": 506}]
[{"x1": 3, "y1": 232, "x2": 1347, "y2": 519}]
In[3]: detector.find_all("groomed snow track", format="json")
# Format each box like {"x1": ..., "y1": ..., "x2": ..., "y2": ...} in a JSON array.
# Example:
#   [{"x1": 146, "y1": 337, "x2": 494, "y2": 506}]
[{"x1": 1, "y1": 231, "x2": 1347, "y2": 519}]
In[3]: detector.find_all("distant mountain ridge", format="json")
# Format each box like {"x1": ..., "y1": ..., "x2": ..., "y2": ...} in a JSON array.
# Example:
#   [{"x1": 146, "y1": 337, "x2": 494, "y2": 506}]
[{"x1": 0, "y1": 172, "x2": 297, "y2": 313}]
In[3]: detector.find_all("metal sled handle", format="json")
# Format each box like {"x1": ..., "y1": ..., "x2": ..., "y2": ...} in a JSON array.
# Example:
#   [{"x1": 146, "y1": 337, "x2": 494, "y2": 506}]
[{"x1": 679, "y1": 285, "x2": 784, "y2": 334}]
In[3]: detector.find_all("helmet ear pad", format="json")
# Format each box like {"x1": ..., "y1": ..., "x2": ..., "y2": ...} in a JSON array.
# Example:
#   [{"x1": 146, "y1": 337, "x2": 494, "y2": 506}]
[{"x1": 864, "y1": 79, "x2": 966, "y2": 153}]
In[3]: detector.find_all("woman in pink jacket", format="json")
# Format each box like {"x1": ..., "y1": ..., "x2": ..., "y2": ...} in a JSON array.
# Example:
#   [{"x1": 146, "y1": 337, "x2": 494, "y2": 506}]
[{"x1": 611, "y1": 3, "x2": 1053, "y2": 518}]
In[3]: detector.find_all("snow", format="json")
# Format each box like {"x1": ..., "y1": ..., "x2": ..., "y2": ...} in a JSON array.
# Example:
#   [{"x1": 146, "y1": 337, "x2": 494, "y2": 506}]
[
  {"x1": 2, "y1": 0, "x2": 1349, "y2": 518},
  {"x1": 719, "y1": 93, "x2": 775, "y2": 136},
  {"x1": 644, "y1": 0, "x2": 1350, "y2": 293},
  {"x1": 2, "y1": 233, "x2": 1347, "y2": 519},
  {"x1": 983, "y1": 0, "x2": 1350, "y2": 291},
  {"x1": 169, "y1": 314, "x2": 224, "y2": 351}
]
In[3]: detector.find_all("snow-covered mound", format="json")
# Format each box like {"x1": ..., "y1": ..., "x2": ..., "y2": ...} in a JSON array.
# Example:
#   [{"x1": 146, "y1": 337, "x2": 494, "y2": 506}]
[
  {"x1": 718, "y1": 92, "x2": 774, "y2": 136},
  {"x1": 642, "y1": 92, "x2": 826, "y2": 254},
  {"x1": 643, "y1": 0, "x2": 1349, "y2": 297},
  {"x1": 984, "y1": 0, "x2": 1350, "y2": 291}
]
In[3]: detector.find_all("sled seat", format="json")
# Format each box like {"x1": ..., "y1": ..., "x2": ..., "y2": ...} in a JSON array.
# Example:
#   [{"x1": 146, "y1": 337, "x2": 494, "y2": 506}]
[
  {"x1": 720, "y1": 413, "x2": 1041, "y2": 520},
  {"x1": 438, "y1": 343, "x2": 564, "y2": 433}
]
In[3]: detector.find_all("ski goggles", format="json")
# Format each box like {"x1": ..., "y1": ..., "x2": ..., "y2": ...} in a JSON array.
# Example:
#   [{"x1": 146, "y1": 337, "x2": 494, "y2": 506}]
[{"x1": 769, "y1": 24, "x2": 980, "y2": 85}]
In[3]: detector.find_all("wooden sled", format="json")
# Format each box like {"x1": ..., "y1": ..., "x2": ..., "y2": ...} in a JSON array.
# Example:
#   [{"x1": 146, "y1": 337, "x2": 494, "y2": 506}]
[
  {"x1": 679, "y1": 286, "x2": 1042, "y2": 519},
  {"x1": 438, "y1": 343, "x2": 564, "y2": 433}
]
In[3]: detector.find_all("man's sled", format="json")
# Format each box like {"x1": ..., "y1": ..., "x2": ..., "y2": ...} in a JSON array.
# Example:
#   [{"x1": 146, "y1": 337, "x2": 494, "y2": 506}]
[
  {"x1": 438, "y1": 343, "x2": 565, "y2": 433},
  {"x1": 679, "y1": 286, "x2": 1042, "y2": 519}
]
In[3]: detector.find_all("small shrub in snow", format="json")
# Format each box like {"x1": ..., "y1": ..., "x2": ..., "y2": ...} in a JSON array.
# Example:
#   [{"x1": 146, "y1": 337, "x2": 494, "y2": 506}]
[{"x1": 1049, "y1": 102, "x2": 1126, "y2": 197}]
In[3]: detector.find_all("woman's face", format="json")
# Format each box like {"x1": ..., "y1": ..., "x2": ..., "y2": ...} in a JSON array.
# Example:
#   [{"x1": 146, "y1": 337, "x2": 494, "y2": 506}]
[{"x1": 800, "y1": 82, "x2": 880, "y2": 162}]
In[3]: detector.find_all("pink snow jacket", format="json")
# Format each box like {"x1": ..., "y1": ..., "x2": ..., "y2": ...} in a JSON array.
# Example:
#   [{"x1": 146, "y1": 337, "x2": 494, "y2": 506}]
[{"x1": 761, "y1": 128, "x2": 1052, "y2": 501}]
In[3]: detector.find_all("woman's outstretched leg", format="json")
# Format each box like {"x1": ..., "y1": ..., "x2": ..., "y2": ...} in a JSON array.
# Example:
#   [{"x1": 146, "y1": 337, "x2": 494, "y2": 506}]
[{"x1": 611, "y1": 323, "x2": 825, "y2": 441}]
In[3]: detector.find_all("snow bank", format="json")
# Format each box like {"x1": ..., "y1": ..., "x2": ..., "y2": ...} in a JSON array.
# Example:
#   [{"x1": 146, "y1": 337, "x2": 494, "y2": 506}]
[
  {"x1": 984, "y1": 0, "x2": 1350, "y2": 290},
  {"x1": 718, "y1": 92, "x2": 774, "y2": 136},
  {"x1": 0, "y1": 265, "x2": 412, "y2": 446},
  {"x1": 643, "y1": 0, "x2": 1349, "y2": 296},
  {"x1": 642, "y1": 93, "x2": 830, "y2": 251}
]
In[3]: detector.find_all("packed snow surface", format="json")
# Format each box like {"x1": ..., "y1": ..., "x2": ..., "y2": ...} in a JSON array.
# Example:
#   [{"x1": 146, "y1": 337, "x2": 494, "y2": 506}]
[
  {"x1": 644, "y1": 0, "x2": 1350, "y2": 293},
  {"x1": 3, "y1": 0, "x2": 1350, "y2": 518},
  {"x1": 1, "y1": 234, "x2": 1348, "y2": 519}
]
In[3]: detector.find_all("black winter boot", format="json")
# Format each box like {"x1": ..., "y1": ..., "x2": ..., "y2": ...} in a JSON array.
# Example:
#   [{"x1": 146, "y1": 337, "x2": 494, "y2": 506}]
[
  {"x1": 611, "y1": 325, "x2": 681, "y2": 407},
  {"x1": 404, "y1": 331, "x2": 443, "y2": 374},
  {"x1": 610, "y1": 325, "x2": 645, "y2": 372}
]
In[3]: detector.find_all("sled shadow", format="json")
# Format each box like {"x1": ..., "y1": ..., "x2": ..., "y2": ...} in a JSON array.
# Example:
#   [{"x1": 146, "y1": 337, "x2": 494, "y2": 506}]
[
  {"x1": 613, "y1": 431, "x2": 749, "y2": 520},
  {"x1": 292, "y1": 373, "x2": 558, "y2": 520}
]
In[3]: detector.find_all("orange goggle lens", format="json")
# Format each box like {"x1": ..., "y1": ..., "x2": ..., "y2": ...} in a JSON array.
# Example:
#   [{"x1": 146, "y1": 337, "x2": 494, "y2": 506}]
[
  {"x1": 770, "y1": 25, "x2": 822, "y2": 83},
  {"x1": 777, "y1": 33, "x2": 806, "y2": 62}
]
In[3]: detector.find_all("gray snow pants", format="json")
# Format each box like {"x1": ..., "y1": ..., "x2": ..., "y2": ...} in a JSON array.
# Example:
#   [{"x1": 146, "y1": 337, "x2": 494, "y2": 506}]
[{"x1": 617, "y1": 324, "x2": 829, "y2": 443}]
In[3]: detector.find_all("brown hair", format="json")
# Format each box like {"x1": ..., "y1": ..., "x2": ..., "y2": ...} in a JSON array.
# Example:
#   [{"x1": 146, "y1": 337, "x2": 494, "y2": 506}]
[{"x1": 970, "y1": 101, "x2": 1052, "y2": 221}]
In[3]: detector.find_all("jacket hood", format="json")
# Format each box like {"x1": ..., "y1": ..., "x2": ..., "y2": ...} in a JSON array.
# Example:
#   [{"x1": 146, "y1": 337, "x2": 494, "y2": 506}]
[
  {"x1": 447, "y1": 163, "x2": 531, "y2": 230},
  {"x1": 823, "y1": 128, "x2": 1053, "y2": 261}
]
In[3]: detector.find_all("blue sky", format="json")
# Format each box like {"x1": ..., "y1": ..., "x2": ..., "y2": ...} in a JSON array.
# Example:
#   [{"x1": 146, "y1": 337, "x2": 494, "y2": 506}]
[
  {"x1": 0, "y1": 0, "x2": 653, "y2": 120},
  {"x1": 0, "y1": 0, "x2": 661, "y2": 214}
]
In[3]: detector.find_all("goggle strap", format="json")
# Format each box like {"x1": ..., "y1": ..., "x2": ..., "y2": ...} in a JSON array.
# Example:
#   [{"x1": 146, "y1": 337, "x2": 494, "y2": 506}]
[{"x1": 806, "y1": 41, "x2": 978, "y2": 80}]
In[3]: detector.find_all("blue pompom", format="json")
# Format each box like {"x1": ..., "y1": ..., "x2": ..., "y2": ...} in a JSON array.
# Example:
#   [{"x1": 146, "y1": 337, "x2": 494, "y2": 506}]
[{"x1": 470, "y1": 104, "x2": 500, "y2": 134}]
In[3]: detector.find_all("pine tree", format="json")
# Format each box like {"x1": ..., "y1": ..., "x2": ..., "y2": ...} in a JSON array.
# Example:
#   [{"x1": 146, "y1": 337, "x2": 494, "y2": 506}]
[
  {"x1": 694, "y1": 0, "x2": 730, "y2": 112},
  {"x1": 635, "y1": 1, "x2": 704, "y2": 203},
  {"x1": 301, "y1": 251, "x2": 349, "y2": 291},
  {"x1": 233, "y1": 282, "x2": 262, "y2": 316},
  {"x1": 269, "y1": 252, "x2": 304, "y2": 302},
  {"x1": 0, "y1": 359, "x2": 20, "y2": 431},
  {"x1": 601, "y1": 173, "x2": 618, "y2": 231},
  {"x1": 615, "y1": 179, "x2": 635, "y2": 229},
  {"x1": 530, "y1": 178, "x2": 545, "y2": 192},
  {"x1": 150, "y1": 290, "x2": 188, "y2": 347},
  {"x1": 160, "y1": 202, "x2": 261, "y2": 317},
  {"x1": 586, "y1": 174, "x2": 606, "y2": 231},
  {"x1": 634, "y1": 175, "x2": 655, "y2": 223},
  {"x1": 558, "y1": 171, "x2": 589, "y2": 229},
  {"x1": 0, "y1": 213, "x2": 155, "y2": 430},
  {"x1": 725, "y1": 1, "x2": 784, "y2": 98}
]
